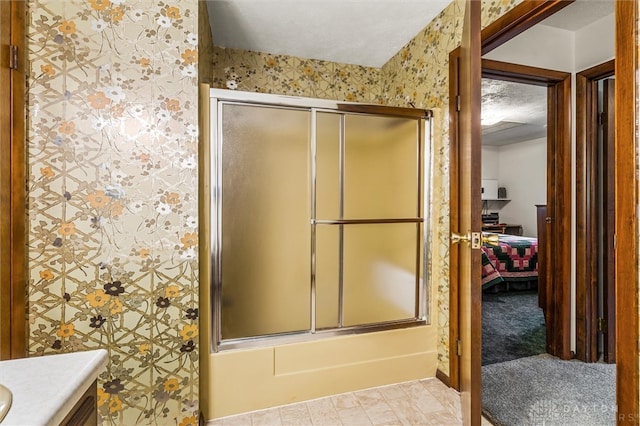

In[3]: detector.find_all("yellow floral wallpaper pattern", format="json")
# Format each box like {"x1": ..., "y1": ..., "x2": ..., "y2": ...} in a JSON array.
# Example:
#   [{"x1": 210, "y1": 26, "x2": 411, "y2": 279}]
[
  {"x1": 27, "y1": 0, "x2": 199, "y2": 424},
  {"x1": 212, "y1": 46, "x2": 382, "y2": 103}
]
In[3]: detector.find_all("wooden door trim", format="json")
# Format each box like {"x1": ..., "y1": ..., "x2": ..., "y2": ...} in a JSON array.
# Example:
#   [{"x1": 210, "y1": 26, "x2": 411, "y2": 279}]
[
  {"x1": 0, "y1": 0, "x2": 26, "y2": 360},
  {"x1": 615, "y1": 0, "x2": 639, "y2": 422},
  {"x1": 548, "y1": 73, "x2": 573, "y2": 360},
  {"x1": 481, "y1": 0, "x2": 575, "y2": 56},
  {"x1": 575, "y1": 59, "x2": 615, "y2": 363},
  {"x1": 480, "y1": 59, "x2": 570, "y2": 85},
  {"x1": 448, "y1": 48, "x2": 461, "y2": 390},
  {"x1": 485, "y1": 59, "x2": 572, "y2": 360},
  {"x1": 0, "y1": 0, "x2": 10, "y2": 360},
  {"x1": 11, "y1": 0, "x2": 26, "y2": 359},
  {"x1": 602, "y1": 78, "x2": 616, "y2": 364}
]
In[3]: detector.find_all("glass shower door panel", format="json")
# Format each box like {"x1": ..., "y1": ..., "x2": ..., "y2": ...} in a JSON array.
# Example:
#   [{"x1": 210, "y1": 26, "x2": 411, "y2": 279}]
[
  {"x1": 220, "y1": 104, "x2": 311, "y2": 339},
  {"x1": 315, "y1": 112, "x2": 341, "y2": 220},
  {"x1": 344, "y1": 115, "x2": 419, "y2": 219},
  {"x1": 314, "y1": 226, "x2": 340, "y2": 329},
  {"x1": 342, "y1": 223, "x2": 419, "y2": 326}
]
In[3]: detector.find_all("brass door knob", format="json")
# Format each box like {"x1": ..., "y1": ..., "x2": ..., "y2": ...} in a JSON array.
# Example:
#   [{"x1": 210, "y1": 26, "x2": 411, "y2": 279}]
[
  {"x1": 451, "y1": 232, "x2": 471, "y2": 245},
  {"x1": 482, "y1": 233, "x2": 499, "y2": 246}
]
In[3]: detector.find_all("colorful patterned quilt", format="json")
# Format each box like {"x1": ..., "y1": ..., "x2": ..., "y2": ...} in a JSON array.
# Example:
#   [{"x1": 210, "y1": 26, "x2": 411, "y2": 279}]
[{"x1": 481, "y1": 233, "x2": 538, "y2": 289}]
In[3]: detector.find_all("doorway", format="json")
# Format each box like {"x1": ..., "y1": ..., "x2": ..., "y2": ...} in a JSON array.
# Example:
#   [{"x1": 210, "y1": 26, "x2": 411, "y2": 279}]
[
  {"x1": 480, "y1": 75, "x2": 548, "y2": 367},
  {"x1": 450, "y1": 0, "x2": 638, "y2": 424},
  {"x1": 449, "y1": 53, "x2": 572, "y2": 387},
  {"x1": 576, "y1": 60, "x2": 616, "y2": 364}
]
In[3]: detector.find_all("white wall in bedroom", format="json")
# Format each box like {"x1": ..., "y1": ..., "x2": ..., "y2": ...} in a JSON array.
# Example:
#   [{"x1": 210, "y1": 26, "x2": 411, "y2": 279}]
[
  {"x1": 480, "y1": 140, "x2": 546, "y2": 237},
  {"x1": 496, "y1": 138, "x2": 547, "y2": 237},
  {"x1": 481, "y1": 146, "x2": 500, "y2": 181}
]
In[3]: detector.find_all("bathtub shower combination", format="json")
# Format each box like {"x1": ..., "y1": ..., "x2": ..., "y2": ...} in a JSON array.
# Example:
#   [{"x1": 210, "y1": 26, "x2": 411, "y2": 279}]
[{"x1": 201, "y1": 89, "x2": 436, "y2": 419}]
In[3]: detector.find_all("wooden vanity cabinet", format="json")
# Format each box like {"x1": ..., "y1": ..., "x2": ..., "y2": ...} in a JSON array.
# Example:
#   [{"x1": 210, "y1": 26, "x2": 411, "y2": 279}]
[{"x1": 61, "y1": 380, "x2": 97, "y2": 426}]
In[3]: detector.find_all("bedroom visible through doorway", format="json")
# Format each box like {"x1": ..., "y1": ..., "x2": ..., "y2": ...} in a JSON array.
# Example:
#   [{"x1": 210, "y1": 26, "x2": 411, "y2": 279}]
[{"x1": 480, "y1": 77, "x2": 547, "y2": 366}]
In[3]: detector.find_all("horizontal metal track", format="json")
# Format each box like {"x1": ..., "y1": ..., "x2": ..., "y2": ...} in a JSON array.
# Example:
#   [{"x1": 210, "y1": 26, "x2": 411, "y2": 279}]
[
  {"x1": 217, "y1": 318, "x2": 428, "y2": 351},
  {"x1": 312, "y1": 218, "x2": 424, "y2": 225}
]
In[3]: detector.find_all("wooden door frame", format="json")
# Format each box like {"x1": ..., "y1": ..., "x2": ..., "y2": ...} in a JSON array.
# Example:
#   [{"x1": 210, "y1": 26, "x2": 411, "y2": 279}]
[
  {"x1": 575, "y1": 59, "x2": 615, "y2": 363},
  {"x1": 0, "y1": 0, "x2": 26, "y2": 360},
  {"x1": 482, "y1": 59, "x2": 572, "y2": 361},
  {"x1": 448, "y1": 0, "x2": 574, "y2": 390},
  {"x1": 615, "y1": 0, "x2": 639, "y2": 422}
]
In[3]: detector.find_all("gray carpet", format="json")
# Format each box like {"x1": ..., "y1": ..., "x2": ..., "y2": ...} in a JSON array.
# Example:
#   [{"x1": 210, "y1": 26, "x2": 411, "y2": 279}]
[
  {"x1": 482, "y1": 354, "x2": 616, "y2": 426},
  {"x1": 482, "y1": 291, "x2": 546, "y2": 365}
]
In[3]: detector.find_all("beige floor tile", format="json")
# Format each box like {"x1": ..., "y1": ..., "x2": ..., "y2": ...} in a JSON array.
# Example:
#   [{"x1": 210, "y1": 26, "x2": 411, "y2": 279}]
[
  {"x1": 400, "y1": 380, "x2": 431, "y2": 399},
  {"x1": 209, "y1": 413, "x2": 253, "y2": 425},
  {"x1": 386, "y1": 397, "x2": 432, "y2": 425},
  {"x1": 306, "y1": 397, "x2": 342, "y2": 425},
  {"x1": 279, "y1": 402, "x2": 313, "y2": 426},
  {"x1": 336, "y1": 406, "x2": 373, "y2": 425},
  {"x1": 251, "y1": 407, "x2": 282, "y2": 426},
  {"x1": 420, "y1": 377, "x2": 450, "y2": 392},
  {"x1": 354, "y1": 388, "x2": 385, "y2": 407},
  {"x1": 207, "y1": 379, "x2": 464, "y2": 426},
  {"x1": 332, "y1": 392, "x2": 361, "y2": 409},
  {"x1": 361, "y1": 401, "x2": 399, "y2": 425},
  {"x1": 376, "y1": 383, "x2": 409, "y2": 401},
  {"x1": 426, "y1": 409, "x2": 463, "y2": 425},
  {"x1": 409, "y1": 390, "x2": 447, "y2": 415},
  {"x1": 427, "y1": 387, "x2": 462, "y2": 417}
]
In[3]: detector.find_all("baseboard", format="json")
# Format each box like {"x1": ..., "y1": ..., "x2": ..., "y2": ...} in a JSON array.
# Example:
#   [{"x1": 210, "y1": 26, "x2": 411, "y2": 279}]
[{"x1": 436, "y1": 368, "x2": 450, "y2": 387}]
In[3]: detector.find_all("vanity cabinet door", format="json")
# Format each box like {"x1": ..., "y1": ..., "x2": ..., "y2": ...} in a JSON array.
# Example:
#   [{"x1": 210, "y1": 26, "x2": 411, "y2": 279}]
[{"x1": 61, "y1": 380, "x2": 97, "y2": 426}]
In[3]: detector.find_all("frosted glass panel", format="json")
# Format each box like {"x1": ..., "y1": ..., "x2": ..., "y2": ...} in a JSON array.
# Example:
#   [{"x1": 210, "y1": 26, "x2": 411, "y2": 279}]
[
  {"x1": 316, "y1": 112, "x2": 341, "y2": 219},
  {"x1": 342, "y1": 224, "x2": 419, "y2": 326},
  {"x1": 315, "y1": 226, "x2": 340, "y2": 329},
  {"x1": 221, "y1": 104, "x2": 310, "y2": 339},
  {"x1": 344, "y1": 115, "x2": 419, "y2": 219}
]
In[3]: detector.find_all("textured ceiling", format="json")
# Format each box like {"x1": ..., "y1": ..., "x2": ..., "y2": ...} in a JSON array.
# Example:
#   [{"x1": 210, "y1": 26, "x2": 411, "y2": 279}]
[
  {"x1": 206, "y1": 0, "x2": 451, "y2": 67},
  {"x1": 481, "y1": 79, "x2": 548, "y2": 146}
]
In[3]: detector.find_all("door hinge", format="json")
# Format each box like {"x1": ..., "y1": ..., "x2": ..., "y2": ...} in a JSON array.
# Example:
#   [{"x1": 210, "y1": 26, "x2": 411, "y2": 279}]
[
  {"x1": 455, "y1": 95, "x2": 461, "y2": 112},
  {"x1": 613, "y1": 233, "x2": 617, "y2": 250},
  {"x1": 456, "y1": 339, "x2": 462, "y2": 356},
  {"x1": 598, "y1": 317, "x2": 607, "y2": 333},
  {"x1": 9, "y1": 45, "x2": 18, "y2": 70},
  {"x1": 598, "y1": 111, "x2": 606, "y2": 126}
]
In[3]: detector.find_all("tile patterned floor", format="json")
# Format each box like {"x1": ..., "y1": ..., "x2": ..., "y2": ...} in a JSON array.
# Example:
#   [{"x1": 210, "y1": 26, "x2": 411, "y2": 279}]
[{"x1": 208, "y1": 378, "x2": 494, "y2": 425}]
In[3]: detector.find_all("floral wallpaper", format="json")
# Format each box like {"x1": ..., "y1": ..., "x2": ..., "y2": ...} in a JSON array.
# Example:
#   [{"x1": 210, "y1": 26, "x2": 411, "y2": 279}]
[
  {"x1": 27, "y1": 0, "x2": 199, "y2": 424},
  {"x1": 212, "y1": 46, "x2": 382, "y2": 103}
]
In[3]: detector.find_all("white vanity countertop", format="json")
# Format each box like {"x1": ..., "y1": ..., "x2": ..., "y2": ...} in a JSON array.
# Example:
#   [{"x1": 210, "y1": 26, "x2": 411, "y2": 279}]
[{"x1": 0, "y1": 349, "x2": 108, "y2": 425}]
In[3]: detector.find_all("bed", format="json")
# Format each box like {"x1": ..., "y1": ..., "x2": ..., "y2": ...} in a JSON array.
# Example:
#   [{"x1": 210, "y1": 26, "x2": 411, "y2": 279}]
[{"x1": 481, "y1": 233, "x2": 539, "y2": 290}]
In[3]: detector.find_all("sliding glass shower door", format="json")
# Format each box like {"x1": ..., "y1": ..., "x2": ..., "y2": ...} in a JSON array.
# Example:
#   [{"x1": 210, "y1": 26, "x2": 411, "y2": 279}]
[
  {"x1": 211, "y1": 92, "x2": 431, "y2": 350},
  {"x1": 220, "y1": 104, "x2": 311, "y2": 339}
]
